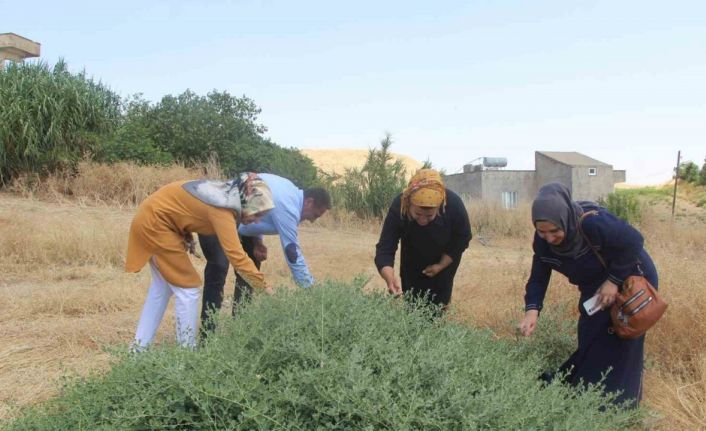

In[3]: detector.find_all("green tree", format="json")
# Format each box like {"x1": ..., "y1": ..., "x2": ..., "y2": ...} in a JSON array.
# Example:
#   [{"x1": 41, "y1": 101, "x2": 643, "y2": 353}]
[
  {"x1": 333, "y1": 134, "x2": 408, "y2": 218},
  {"x1": 96, "y1": 94, "x2": 172, "y2": 165},
  {"x1": 678, "y1": 161, "x2": 699, "y2": 183},
  {"x1": 141, "y1": 89, "x2": 317, "y2": 186},
  {"x1": 699, "y1": 160, "x2": 706, "y2": 186}
]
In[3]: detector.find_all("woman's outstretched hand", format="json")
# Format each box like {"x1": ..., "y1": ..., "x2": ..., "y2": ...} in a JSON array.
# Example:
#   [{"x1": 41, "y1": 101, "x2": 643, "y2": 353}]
[
  {"x1": 422, "y1": 264, "x2": 442, "y2": 278},
  {"x1": 380, "y1": 266, "x2": 402, "y2": 296},
  {"x1": 596, "y1": 279, "x2": 619, "y2": 310},
  {"x1": 387, "y1": 279, "x2": 402, "y2": 296},
  {"x1": 518, "y1": 309, "x2": 539, "y2": 337}
]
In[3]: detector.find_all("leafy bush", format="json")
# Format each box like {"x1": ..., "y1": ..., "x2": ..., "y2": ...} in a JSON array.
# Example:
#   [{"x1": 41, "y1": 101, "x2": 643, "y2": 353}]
[
  {"x1": 678, "y1": 161, "x2": 700, "y2": 183},
  {"x1": 0, "y1": 60, "x2": 121, "y2": 183},
  {"x1": 6, "y1": 281, "x2": 641, "y2": 430},
  {"x1": 324, "y1": 134, "x2": 409, "y2": 218},
  {"x1": 599, "y1": 191, "x2": 642, "y2": 224},
  {"x1": 513, "y1": 301, "x2": 577, "y2": 372}
]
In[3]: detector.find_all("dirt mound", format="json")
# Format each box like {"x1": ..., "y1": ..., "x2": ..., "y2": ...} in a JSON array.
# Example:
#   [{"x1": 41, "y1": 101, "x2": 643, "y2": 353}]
[{"x1": 302, "y1": 148, "x2": 423, "y2": 177}]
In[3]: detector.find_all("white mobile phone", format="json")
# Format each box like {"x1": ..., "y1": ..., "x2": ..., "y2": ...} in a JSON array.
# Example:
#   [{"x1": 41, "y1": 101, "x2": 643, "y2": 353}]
[{"x1": 583, "y1": 294, "x2": 601, "y2": 316}]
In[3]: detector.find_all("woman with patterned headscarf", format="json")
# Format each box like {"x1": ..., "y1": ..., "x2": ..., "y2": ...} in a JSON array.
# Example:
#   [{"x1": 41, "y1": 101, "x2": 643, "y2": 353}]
[
  {"x1": 374, "y1": 169, "x2": 472, "y2": 312},
  {"x1": 518, "y1": 182, "x2": 658, "y2": 408},
  {"x1": 126, "y1": 173, "x2": 274, "y2": 350}
]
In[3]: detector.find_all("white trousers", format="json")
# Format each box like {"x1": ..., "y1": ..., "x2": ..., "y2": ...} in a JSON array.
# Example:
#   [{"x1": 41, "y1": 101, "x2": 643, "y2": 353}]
[{"x1": 133, "y1": 259, "x2": 201, "y2": 349}]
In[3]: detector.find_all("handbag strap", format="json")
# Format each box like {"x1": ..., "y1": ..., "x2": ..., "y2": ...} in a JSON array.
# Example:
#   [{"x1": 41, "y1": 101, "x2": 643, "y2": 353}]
[{"x1": 577, "y1": 210, "x2": 608, "y2": 269}]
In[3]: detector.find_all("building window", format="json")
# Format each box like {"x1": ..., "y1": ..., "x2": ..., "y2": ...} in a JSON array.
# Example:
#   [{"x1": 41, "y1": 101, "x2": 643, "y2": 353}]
[
  {"x1": 501, "y1": 191, "x2": 518, "y2": 209},
  {"x1": 588, "y1": 167, "x2": 597, "y2": 176}
]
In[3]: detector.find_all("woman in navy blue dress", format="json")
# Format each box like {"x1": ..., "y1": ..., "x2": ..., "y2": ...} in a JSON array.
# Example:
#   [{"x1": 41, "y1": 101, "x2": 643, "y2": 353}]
[{"x1": 518, "y1": 183, "x2": 658, "y2": 408}]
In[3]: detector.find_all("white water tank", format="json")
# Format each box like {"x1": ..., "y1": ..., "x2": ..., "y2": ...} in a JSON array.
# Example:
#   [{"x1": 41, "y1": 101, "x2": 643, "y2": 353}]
[{"x1": 482, "y1": 157, "x2": 507, "y2": 168}]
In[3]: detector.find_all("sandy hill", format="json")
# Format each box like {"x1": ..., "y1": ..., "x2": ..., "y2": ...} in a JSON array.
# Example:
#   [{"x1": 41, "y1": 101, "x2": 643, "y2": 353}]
[{"x1": 302, "y1": 148, "x2": 423, "y2": 177}]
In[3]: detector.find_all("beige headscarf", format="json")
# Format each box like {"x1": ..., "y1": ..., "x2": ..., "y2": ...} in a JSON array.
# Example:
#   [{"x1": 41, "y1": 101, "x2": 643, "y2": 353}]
[
  {"x1": 239, "y1": 173, "x2": 275, "y2": 216},
  {"x1": 400, "y1": 169, "x2": 446, "y2": 217},
  {"x1": 182, "y1": 172, "x2": 274, "y2": 216}
]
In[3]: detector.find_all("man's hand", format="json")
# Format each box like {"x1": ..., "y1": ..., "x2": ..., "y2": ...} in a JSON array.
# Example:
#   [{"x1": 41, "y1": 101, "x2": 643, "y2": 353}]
[
  {"x1": 264, "y1": 287, "x2": 275, "y2": 296},
  {"x1": 253, "y1": 242, "x2": 268, "y2": 262},
  {"x1": 596, "y1": 279, "x2": 619, "y2": 310},
  {"x1": 518, "y1": 309, "x2": 539, "y2": 337},
  {"x1": 422, "y1": 264, "x2": 442, "y2": 278}
]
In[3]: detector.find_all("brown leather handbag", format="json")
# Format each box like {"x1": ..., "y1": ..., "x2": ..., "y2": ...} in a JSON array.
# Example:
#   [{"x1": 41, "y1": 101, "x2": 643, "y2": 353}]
[
  {"x1": 609, "y1": 275, "x2": 667, "y2": 339},
  {"x1": 579, "y1": 211, "x2": 668, "y2": 339}
]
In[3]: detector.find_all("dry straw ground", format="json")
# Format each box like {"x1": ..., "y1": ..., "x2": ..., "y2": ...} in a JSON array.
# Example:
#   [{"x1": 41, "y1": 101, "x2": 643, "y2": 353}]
[{"x1": 1, "y1": 163, "x2": 705, "y2": 429}]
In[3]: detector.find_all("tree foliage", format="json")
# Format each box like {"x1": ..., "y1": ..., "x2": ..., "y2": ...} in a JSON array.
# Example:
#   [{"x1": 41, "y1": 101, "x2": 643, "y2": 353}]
[
  {"x1": 98, "y1": 90, "x2": 318, "y2": 187},
  {"x1": 326, "y1": 134, "x2": 409, "y2": 218},
  {"x1": 678, "y1": 161, "x2": 700, "y2": 183}
]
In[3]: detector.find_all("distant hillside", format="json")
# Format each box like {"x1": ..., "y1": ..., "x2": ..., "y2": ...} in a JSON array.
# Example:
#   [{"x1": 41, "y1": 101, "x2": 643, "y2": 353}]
[{"x1": 302, "y1": 148, "x2": 423, "y2": 178}]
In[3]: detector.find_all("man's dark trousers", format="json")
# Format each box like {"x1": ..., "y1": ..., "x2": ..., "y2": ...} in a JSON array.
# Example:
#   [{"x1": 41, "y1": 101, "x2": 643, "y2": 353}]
[{"x1": 198, "y1": 234, "x2": 260, "y2": 333}]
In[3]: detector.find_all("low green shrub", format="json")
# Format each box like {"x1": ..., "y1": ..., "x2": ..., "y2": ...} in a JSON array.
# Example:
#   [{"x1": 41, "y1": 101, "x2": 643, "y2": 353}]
[
  {"x1": 6, "y1": 281, "x2": 641, "y2": 430},
  {"x1": 513, "y1": 301, "x2": 577, "y2": 372},
  {"x1": 599, "y1": 191, "x2": 642, "y2": 224}
]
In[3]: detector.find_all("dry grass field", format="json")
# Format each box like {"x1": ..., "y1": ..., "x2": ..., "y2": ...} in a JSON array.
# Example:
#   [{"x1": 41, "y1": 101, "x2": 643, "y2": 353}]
[{"x1": 1, "y1": 164, "x2": 705, "y2": 429}]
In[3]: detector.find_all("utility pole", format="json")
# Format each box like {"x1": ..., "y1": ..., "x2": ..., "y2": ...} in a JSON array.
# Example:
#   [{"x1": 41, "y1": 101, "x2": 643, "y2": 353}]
[{"x1": 672, "y1": 150, "x2": 681, "y2": 217}]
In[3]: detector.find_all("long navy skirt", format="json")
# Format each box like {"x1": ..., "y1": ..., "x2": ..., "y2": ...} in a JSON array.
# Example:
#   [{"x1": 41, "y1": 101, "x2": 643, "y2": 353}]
[{"x1": 559, "y1": 250, "x2": 658, "y2": 408}]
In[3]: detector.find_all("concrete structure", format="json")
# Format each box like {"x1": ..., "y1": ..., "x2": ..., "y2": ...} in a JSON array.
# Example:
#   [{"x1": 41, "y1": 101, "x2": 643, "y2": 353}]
[
  {"x1": 445, "y1": 151, "x2": 626, "y2": 208},
  {"x1": 0, "y1": 33, "x2": 41, "y2": 70}
]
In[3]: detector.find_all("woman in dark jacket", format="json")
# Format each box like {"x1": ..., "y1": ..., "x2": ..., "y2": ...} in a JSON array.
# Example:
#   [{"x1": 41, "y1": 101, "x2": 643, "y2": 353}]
[
  {"x1": 374, "y1": 169, "x2": 472, "y2": 310},
  {"x1": 518, "y1": 183, "x2": 658, "y2": 408}
]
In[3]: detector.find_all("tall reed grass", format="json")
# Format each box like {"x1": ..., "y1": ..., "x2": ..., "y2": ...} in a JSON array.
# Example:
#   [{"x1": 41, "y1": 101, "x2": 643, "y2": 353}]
[{"x1": 0, "y1": 61, "x2": 120, "y2": 183}]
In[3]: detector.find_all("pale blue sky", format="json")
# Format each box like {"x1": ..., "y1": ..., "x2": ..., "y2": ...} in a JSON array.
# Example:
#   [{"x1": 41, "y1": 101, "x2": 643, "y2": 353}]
[{"x1": 4, "y1": 0, "x2": 705, "y2": 183}]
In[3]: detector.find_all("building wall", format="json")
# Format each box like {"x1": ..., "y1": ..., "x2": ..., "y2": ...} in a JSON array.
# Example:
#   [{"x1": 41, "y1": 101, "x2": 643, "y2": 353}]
[
  {"x1": 571, "y1": 165, "x2": 615, "y2": 201},
  {"x1": 480, "y1": 171, "x2": 537, "y2": 204},
  {"x1": 535, "y1": 153, "x2": 573, "y2": 190},
  {"x1": 445, "y1": 153, "x2": 624, "y2": 203},
  {"x1": 613, "y1": 170, "x2": 626, "y2": 184},
  {"x1": 444, "y1": 172, "x2": 483, "y2": 202}
]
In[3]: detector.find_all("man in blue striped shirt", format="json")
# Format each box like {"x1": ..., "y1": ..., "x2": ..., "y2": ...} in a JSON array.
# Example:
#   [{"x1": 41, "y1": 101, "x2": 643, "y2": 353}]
[{"x1": 199, "y1": 173, "x2": 330, "y2": 331}]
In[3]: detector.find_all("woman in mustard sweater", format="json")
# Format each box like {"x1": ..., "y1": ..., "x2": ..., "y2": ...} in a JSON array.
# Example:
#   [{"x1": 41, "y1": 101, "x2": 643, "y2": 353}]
[{"x1": 126, "y1": 173, "x2": 274, "y2": 349}]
